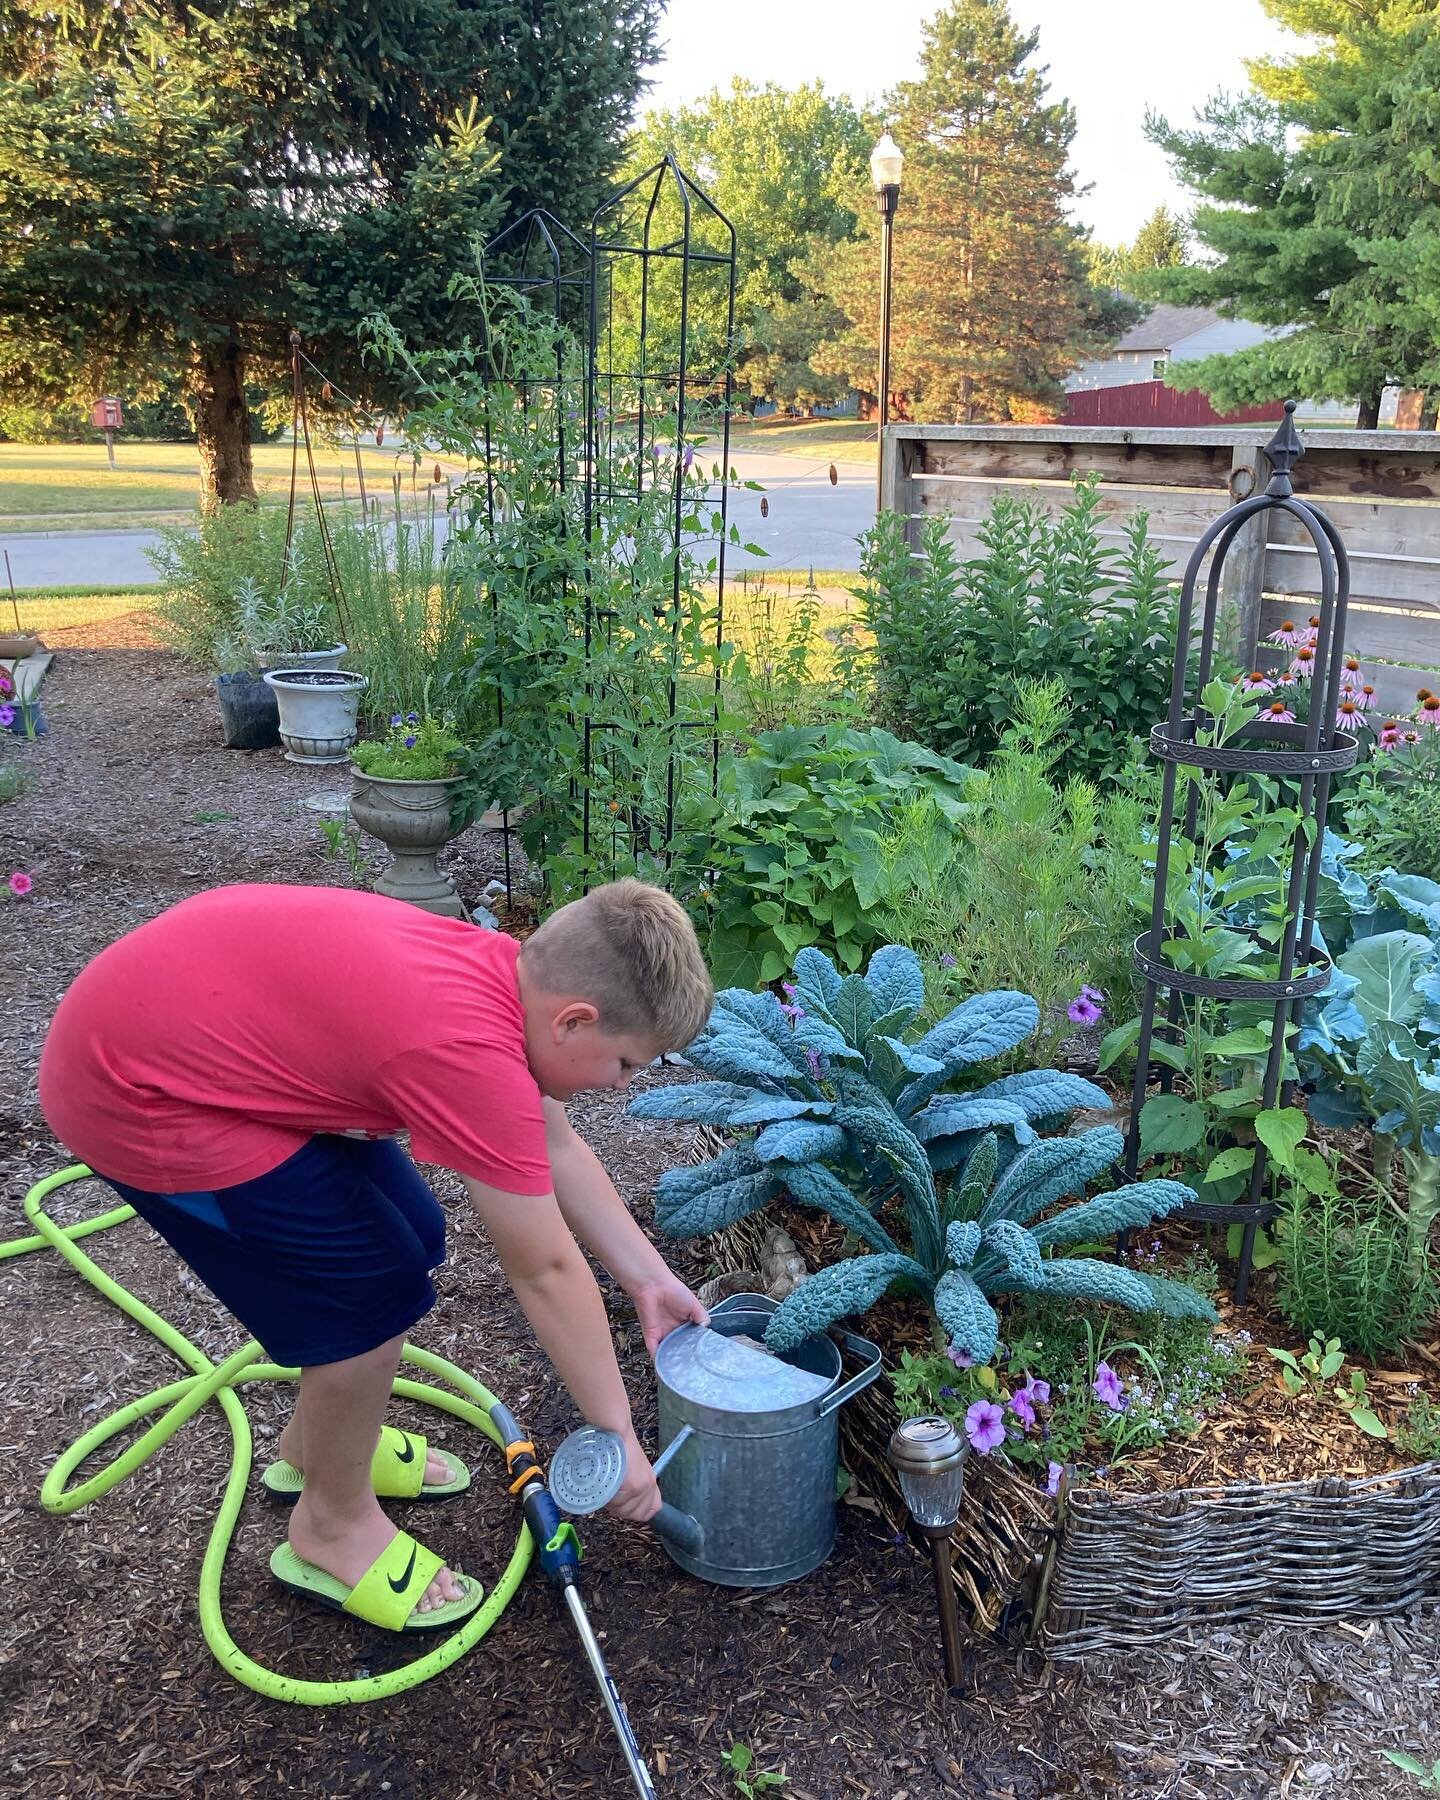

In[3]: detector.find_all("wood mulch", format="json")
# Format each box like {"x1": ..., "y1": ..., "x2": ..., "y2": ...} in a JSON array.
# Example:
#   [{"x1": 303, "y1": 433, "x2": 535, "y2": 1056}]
[{"x1": 2, "y1": 611, "x2": 1439, "y2": 1798}]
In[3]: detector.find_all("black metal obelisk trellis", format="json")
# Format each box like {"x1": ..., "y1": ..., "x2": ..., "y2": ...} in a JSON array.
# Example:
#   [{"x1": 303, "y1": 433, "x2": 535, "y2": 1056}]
[
  {"x1": 1122, "y1": 403, "x2": 1358, "y2": 1303},
  {"x1": 476, "y1": 157, "x2": 738, "y2": 903}
]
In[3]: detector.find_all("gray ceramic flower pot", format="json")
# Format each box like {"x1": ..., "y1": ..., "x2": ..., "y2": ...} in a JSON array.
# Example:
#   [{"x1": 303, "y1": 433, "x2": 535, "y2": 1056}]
[
  {"x1": 349, "y1": 767, "x2": 470, "y2": 917},
  {"x1": 262, "y1": 668, "x2": 367, "y2": 764}
]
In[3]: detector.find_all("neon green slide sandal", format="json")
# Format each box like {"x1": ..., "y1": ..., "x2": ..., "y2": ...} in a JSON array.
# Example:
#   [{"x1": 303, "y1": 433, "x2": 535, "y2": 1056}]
[
  {"x1": 270, "y1": 1533, "x2": 485, "y2": 1633},
  {"x1": 261, "y1": 1425, "x2": 471, "y2": 1504}
]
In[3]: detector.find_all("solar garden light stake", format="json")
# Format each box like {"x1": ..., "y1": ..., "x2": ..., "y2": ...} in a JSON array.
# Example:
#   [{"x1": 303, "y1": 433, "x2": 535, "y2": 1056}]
[{"x1": 888, "y1": 1416, "x2": 968, "y2": 1688}]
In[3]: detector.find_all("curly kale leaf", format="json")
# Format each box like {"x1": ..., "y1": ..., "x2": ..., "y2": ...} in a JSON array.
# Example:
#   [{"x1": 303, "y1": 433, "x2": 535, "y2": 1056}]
[
  {"x1": 1029, "y1": 1179, "x2": 1193, "y2": 1250},
  {"x1": 764, "y1": 1252, "x2": 931, "y2": 1351}
]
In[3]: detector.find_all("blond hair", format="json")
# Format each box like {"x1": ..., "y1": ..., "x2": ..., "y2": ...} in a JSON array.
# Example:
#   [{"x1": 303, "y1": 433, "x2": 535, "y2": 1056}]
[{"x1": 520, "y1": 879, "x2": 714, "y2": 1050}]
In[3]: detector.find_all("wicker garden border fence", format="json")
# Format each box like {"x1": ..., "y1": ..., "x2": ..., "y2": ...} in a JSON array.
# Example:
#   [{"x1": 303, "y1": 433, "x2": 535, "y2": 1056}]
[{"x1": 879, "y1": 419, "x2": 1440, "y2": 719}]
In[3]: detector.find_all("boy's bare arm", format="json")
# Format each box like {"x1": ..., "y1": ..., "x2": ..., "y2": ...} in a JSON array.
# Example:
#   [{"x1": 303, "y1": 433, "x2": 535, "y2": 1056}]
[
  {"x1": 543, "y1": 1098, "x2": 707, "y2": 1355},
  {"x1": 460, "y1": 1175, "x2": 659, "y2": 1518}
]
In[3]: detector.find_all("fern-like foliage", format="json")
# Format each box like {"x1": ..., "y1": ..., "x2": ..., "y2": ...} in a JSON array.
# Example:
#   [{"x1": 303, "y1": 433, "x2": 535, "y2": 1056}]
[{"x1": 634, "y1": 943, "x2": 1210, "y2": 1357}]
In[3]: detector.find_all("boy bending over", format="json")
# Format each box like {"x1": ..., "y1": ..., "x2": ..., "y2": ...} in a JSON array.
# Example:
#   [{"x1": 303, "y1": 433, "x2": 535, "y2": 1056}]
[{"x1": 39, "y1": 879, "x2": 712, "y2": 1633}]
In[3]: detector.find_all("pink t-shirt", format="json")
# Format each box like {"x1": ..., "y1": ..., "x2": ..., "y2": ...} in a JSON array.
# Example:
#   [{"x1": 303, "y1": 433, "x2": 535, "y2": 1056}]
[{"x1": 38, "y1": 885, "x2": 553, "y2": 1196}]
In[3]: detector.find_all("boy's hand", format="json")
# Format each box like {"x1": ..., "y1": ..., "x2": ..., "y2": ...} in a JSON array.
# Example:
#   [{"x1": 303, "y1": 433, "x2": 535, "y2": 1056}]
[
  {"x1": 606, "y1": 1427, "x2": 662, "y2": 1522},
  {"x1": 631, "y1": 1272, "x2": 708, "y2": 1358}
]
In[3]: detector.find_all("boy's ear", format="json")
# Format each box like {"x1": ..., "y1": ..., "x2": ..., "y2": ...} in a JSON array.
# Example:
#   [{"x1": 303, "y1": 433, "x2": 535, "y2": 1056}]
[{"x1": 550, "y1": 999, "x2": 600, "y2": 1039}]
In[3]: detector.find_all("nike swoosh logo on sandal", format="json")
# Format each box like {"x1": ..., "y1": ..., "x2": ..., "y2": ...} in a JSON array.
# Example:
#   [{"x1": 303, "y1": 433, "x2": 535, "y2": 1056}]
[
  {"x1": 387, "y1": 1545, "x2": 418, "y2": 1594},
  {"x1": 392, "y1": 1436, "x2": 417, "y2": 1465}
]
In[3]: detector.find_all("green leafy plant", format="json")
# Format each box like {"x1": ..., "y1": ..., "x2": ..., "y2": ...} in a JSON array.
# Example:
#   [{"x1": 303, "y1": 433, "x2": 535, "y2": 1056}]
[
  {"x1": 1334, "y1": 1366, "x2": 1388, "y2": 1439},
  {"x1": 317, "y1": 817, "x2": 367, "y2": 882},
  {"x1": 351, "y1": 714, "x2": 466, "y2": 781},
  {"x1": 237, "y1": 572, "x2": 338, "y2": 659},
  {"x1": 632, "y1": 943, "x2": 1213, "y2": 1354},
  {"x1": 857, "y1": 480, "x2": 1191, "y2": 782},
  {"x1": 680, "y1": 725, "x2": 978, "y2": 988},
  {"x1": 1277, "y1": 1180, "x2": 1438, "y2": 1360},
  {"x1": 868, "y1": 680, "x2": 1154, "y2": 1054},
  {"x1": 720, "y1": 1743, "x2": 787, "y2": 1796},
  {"x1": 1379, "y1": 1749, "x2": 1440, "y2": 1792},
  {"x1": 1268, "y1": 1333, "x2": 1344, "y2": 1397},
  {"x1": 1395, "y1": 1390, "x2": 1440, "y2": 1462},
  {"x1": 721, "y1": 572, "x2": 867, "y2": 730}
]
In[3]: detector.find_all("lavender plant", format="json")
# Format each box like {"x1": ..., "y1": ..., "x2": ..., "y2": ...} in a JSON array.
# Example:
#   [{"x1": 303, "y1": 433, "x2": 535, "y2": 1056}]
[{"x1": 631, "y1": 943, "x2": 1212, "y2": 1356}]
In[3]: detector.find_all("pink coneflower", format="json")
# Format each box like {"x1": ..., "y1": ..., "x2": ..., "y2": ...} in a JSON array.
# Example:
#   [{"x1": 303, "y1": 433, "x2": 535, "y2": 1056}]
[
  {"x1": 1238, "y1": 671, "x2": 1273, "y2": 695},
  {"x1": 1340, "y1": 655, "x2": 1363, "y2": 690},
  {"x1": 1377, "y1": 721, "x2": 1402, "y2": 750},
  {"x1": 1420, "y1": 695, "x2": 1440, "y2": 728},
  {"x1": 1290, "y1": 644, "x2": 1318, "y2": 680},
  {"x1": 1269, "y1": 618, "x2": 1303, "y2": 648},
  {"x1": 1272, "y1": 670, "x2": 1297, "y2": 688},
  {"x1": 1262, "y1": 698, "x2": 1297, "y2": 724},
  {"x1": 7, "y1": 871, "x2": 32, "y2": 897},
  {"x1": 0, "y1": 669, "x2": 12, "y2": 696},
  {"x1": 1335, "y1": 697, "x2": 1365, "y2": 733},
  {"x1": 1355, "y1": 683, "x2": 1377, "y2": 711},
  {"x1": 1303, "y1": 614, "x2": 1321, "y2": 645},
  {"x1": 1403, "y1": 729, "x2": 1422, "y2": 745}
]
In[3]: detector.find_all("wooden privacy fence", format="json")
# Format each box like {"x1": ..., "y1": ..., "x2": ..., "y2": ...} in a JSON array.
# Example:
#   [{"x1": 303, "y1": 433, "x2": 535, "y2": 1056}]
[{"x1": 879, "y1": 423, "x2": 1440, "y2": 720}]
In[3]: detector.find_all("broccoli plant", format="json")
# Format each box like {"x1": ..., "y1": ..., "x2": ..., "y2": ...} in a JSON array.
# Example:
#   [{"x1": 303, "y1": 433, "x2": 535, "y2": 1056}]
[{"x1": 631, "y1": 943, "x2": 1212, "y2": 1357}]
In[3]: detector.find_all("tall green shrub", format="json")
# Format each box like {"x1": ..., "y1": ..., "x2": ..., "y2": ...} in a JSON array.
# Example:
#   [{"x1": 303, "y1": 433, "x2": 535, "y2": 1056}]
[{"x1": 858, "y1": 479, "x2": 1189, "y2": 780}]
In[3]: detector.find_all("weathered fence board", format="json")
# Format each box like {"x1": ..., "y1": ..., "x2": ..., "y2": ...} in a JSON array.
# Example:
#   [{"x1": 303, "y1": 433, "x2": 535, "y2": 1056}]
[{"x1": 882, "y1": 423, "x2": 1440, "y2": 711}]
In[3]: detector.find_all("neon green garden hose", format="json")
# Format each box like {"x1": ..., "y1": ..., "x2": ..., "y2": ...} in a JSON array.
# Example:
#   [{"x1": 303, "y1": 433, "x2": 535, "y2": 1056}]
[{"x1": 7, "y1": 1165, "x2": 535, "y2": 1705}]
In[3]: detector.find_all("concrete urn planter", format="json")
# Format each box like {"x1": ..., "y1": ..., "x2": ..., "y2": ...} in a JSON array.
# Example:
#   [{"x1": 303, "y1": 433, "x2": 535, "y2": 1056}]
[
  {"x1": 262, "y1": 668, "x2": 367, "y2": 764},
  {"x1": 349, "y1": 768, "x2": 470, "y2": 918}
]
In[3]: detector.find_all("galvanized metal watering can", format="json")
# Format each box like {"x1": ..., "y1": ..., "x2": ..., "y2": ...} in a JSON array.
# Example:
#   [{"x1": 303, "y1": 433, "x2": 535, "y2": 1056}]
[{"x1": 553, "y1": 1293, "x2": 881, "y2": 1588}]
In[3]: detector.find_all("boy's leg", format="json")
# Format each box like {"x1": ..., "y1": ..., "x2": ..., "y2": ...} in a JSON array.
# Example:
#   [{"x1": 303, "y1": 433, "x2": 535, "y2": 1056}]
[
  {"x1": 286, "y1": 1332, "x2": 466, "y2": 1616},
  {"x1": 275, "y1": 1386, "x2": 454, "y2": 1489}
]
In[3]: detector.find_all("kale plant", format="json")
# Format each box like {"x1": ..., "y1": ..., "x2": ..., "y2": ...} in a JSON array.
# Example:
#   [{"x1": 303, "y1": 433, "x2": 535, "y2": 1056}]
[{"x1": 631, "y1": 944, "x2": 1211, "y2": 1357}]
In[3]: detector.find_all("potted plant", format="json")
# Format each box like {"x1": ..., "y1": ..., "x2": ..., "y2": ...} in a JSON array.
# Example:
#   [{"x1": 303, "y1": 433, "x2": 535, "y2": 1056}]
[
  {"x1": 237, "y1": 578, "x2": 346, "y2": 674},
  {"x1": 349, "y1": 714, "x2": 474, "y2": 916},
  {"x1": 264, "y1": 665, "x2": 368, "y2": 765},
  {"x1": 212, "y1": 632, "x2": 280, "y2": 750}
]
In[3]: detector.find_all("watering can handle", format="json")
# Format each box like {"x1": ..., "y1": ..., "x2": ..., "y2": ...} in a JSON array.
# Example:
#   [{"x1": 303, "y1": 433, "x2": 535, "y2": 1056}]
[
  {"x1": 819, "y1": 1328, "x2": 883, "y2": 1417},
  {"x1": 648, "y1": 1426, "x2": 704, "y2": 1555}
]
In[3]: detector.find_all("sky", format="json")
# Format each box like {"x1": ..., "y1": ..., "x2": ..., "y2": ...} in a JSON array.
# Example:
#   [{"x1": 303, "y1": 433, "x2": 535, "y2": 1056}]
[{"x1": 642, "y1": 0, "x2": 1296, "y2": 245}]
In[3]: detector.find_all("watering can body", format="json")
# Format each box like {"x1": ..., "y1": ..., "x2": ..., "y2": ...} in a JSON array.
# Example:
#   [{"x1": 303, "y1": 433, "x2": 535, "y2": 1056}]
[{"x1": 654, "y1": 1292, "x2": 881, "y2": 1588}]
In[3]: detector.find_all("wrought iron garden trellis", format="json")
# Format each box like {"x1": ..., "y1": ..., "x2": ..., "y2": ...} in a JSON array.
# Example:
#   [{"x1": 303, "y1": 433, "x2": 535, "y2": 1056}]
[
  {"x1": 1122, "y1": 403, "x2": 1358, "y2": 1302},
  {"x1": 477, "y1": 157, "x2": 738, "y2": 904}
]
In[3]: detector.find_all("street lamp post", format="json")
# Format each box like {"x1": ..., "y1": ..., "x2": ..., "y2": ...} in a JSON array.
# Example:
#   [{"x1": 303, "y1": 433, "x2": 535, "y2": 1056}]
[{"x1": 870, "y1": 131, "x2": 904, "y2": 510}]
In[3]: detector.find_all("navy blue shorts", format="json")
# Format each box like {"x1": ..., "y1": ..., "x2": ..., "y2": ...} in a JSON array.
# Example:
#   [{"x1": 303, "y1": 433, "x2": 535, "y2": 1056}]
[{"x1": 98, "y1": 1136, "x2": 446, "y2": 1368}]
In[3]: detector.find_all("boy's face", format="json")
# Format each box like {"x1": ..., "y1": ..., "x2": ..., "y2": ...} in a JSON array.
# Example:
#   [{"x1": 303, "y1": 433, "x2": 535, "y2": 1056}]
[{"x1": 526, "y1": 1001, "x2": 663, "y2": 1101}]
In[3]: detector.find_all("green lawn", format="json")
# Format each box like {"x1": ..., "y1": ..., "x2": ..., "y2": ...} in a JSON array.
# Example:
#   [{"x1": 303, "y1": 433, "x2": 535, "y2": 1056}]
[
  {"x1": 726, "y1": 419, "x2": 877, "y2": 465},
  {"x1": 0, "y1": 441, "x2": 448, "y2": 530},
  {"x1": 5, "y1": 590, "x2": 160, "y2": 631}
]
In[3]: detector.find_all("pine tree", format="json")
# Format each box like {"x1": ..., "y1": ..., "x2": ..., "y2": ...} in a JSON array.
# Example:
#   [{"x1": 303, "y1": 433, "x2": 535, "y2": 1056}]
[
  {"x1": 809, "y1": 0, "x2": 1116, "y2": 423},
  {"x1": 1087, "y1": 206, "x2": 1191, "y2": 292},
  {"x1": 0, "y1": 0, "x2": 661, "y2": 504},
  {"x1": 1147, "y1": 0, "x2": 1440, "y2": 427}
]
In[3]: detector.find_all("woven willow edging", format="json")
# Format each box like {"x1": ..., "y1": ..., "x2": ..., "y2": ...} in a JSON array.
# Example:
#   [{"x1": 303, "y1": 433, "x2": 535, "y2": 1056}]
[
  {"x1": 695, "y1": 1138, "x2": 1440, "y2": 1653},
  {"x1": 1042, "y1": 1461, "x2": 1440, "y2": 1657}
]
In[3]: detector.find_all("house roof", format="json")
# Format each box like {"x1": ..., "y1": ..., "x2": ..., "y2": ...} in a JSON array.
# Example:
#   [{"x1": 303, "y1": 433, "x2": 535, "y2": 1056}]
[{"x1": 1114, "y1": 305, "x2": 1225, "y2": 354}]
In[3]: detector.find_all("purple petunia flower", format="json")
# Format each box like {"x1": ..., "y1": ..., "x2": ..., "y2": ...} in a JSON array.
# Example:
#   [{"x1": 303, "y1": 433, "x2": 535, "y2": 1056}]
[
  {"x1": 946, "y1": 1345, "x2": 974, "y2": 1370},
  {"x1": 1009, "y1": 1391, "x2": 1037, "y2": 1430},
  {"x1": 1093, "y1": 1361, "x2": 1126, "y2": 1412},
  {"x1": 406, "y1": 712, "x2": 419, "y2": 724},
  {"x1": 0, "y1": 705, "x2": 14, "y2": 729},
  {"x1": 390, "y1": 714, "x2": 403, "y2": 727},
  {"x1": 1045, "y1": 1461, "x2": 1064, "y2": 1498},
  {"x1": 1067, "y1": 992, "x2": 1103, "y2": 1027},
  {"x1": 1018, "y1": 1375, "x2": 1051, "y2": 1407},
  {"x1": 404, "y1": 734, "x2": 417, "y2": 749},
  {"x1": 964, "y1": 1400, "x2": 1006, "y2": 1456}
]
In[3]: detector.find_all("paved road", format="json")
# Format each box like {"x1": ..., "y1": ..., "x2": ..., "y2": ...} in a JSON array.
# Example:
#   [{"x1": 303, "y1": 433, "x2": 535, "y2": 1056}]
[{"x1": 1, "y1": 449, "x2": 875, "y2": 590}]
